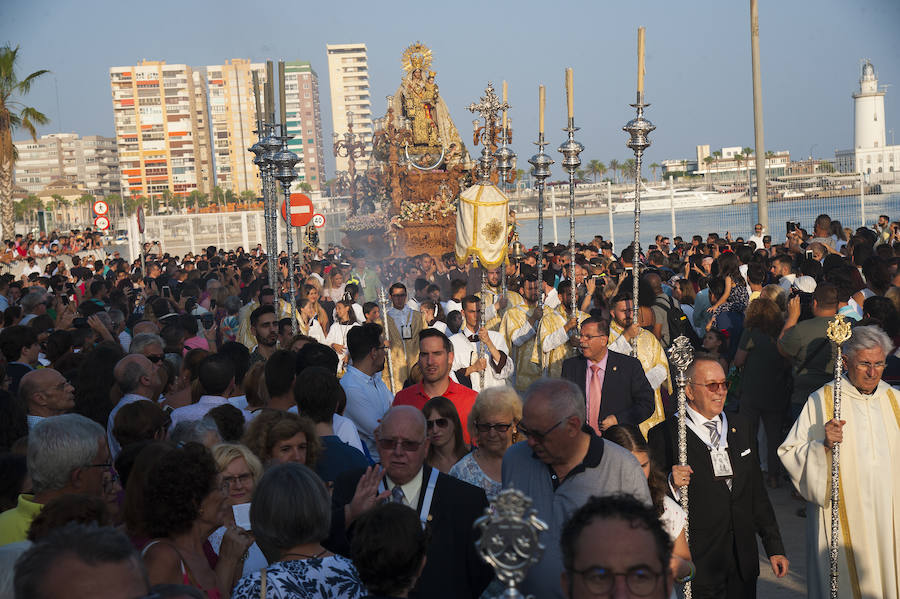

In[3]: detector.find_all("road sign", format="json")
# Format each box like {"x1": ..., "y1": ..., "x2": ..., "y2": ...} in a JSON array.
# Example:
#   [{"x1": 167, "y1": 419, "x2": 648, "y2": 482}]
[
  {"x1": 312, "y1": 213, "x2": 326, "y2": 228},
  {"x1": 281, "y1": 193, "x2": 314, "y2": 227},
  {"x1": 136, "y1": 206, "x2": 145, "y2": 234},
  {"x1": 93, "y1": 200, "x2": 109, "y2": 216},
  {"x1": 94, "y1": 215, "x2": 110, "y2": 231}
]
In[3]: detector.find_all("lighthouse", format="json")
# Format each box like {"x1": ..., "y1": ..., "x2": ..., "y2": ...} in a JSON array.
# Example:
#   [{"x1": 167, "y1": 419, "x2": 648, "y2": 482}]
[
  {"x1": 854, "y1": 60, "x2": 886, "y2": 150},
  {"x1": 836, "y1": 60, "x2": 898, "y2": 179}
]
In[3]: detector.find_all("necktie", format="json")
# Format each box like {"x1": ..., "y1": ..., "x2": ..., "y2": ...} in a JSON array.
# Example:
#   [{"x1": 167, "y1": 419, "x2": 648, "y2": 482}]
[
  {"x1": 391, "y1": 485, "x2": 405, "y2": 505},
  {"x1": 588, "y1": 364, "x2": 603, "y2": 435},
  {"x1": 705, "y1": 421, "x2": 720, "y2": 448}
]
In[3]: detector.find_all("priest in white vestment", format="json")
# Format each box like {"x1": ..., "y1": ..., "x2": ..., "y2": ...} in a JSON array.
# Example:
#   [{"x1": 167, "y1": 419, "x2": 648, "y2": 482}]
[{"x1": 779, "y1": 325, "x2": 900, "y2": 599}]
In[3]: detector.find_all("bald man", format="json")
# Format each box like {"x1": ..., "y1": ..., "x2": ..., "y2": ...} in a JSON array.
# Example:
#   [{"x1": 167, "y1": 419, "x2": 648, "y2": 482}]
[
  {"x1": 329, "y1": 406, "x2": 493, "y2": 599},
  {"x1": 20, "y1": 369, "x2": 75, "y2": 430},
  {"x1": 107, "y1": 354, "x2": 163, "y2": 459}
]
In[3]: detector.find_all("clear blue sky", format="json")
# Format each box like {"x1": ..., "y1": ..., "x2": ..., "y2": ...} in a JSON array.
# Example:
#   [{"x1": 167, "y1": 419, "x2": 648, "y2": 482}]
[{"x1": 3, "y1": 0, "x2": 898, "y2": 178}]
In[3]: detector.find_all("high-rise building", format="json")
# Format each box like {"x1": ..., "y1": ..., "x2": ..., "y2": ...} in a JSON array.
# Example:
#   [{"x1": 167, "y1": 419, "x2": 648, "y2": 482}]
[
  {"x1": 326, "y1": 43, "x2": 372, "y2": 173},
  {"x1": 206, "y1": 59, "x2": 265, "y2": 196},
  {"x1": 109, "y1": 61, "x2": 213, "y2": 202},
  {"x1": 13, "y1": 133, "x2": 119, "y2": 197},
  {"x1": 836, "y1": 60, "x2": 898, "y2": 179},
  {"x1": 285, "y1": 61, "x2": 326, "y2": 191}
]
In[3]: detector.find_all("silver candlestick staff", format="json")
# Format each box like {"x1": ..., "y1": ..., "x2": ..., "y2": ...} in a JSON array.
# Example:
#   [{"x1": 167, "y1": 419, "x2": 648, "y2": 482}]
[
  {"x1": 825, "y1": 315, "x2": 851, "y2": 599},
  {"x1": 623, "y1": 28, "x2": 655, "y2": 355},
  {"x1": 377, "y1": 287, "x2": 396, "y2": 394},
  {"x1": 273, "y1": 127, "x2": 300, "y2": 335},
  {"x1": 528, "y1": 85, "x2": 553, "y2": 311},
  {"x1": 495, "y1": 87, "x2": 515, "y2": 304},
  {"x1": 667, "y1": 336, "x2": 694, "y2": 599},
  {"x1": 558, "y1": 68, "x2": 583, "y2": 333}
]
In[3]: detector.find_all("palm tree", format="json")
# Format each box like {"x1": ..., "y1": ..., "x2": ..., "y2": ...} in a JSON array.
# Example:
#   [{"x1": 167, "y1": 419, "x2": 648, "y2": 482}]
[
  {"x1": 14, "y1": 193, "x2": 40, "y2": 222},
  {"x1": 703, "y1": 156, "x2": 715, "y2": 190},
  {"x1": 649, "y1": 162, "x2": 660, "y2": 181},
  {"x1": 0, "y1": 45, "x2": 49, "y2": 238},
  {"x1": 77, "y1": 193, "x2": 94, "y2": 224},
  {"x1": 240, "y1": 190, "x2": 256, "y2": 205},
  {"x1": 608, "y1": 159, "x2": 620, "y2": 184},
  {"x1": 742, "y1": 147, "x2": 754, "y2": 194},
  {"x1": 733, "y1": 152, "x2": 744, "y2": 185},
  {"x1": 587, "y1": 159, "x2": 606, "y2": 183},
  {"x1": 623, "y1": 158, "x2": 636, "y2": 184}
]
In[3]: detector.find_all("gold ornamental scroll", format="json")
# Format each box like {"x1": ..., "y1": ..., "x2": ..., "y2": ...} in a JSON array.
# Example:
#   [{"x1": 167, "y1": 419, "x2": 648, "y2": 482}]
[{"x1": 456, "y1": 183, "x2": 509, "y2": 269}]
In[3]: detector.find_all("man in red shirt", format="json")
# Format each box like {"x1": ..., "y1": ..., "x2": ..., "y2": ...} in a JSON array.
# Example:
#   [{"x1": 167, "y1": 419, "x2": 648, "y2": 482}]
[{"x1": 393, "y1": 328, "x2": 477, "y2": 443}]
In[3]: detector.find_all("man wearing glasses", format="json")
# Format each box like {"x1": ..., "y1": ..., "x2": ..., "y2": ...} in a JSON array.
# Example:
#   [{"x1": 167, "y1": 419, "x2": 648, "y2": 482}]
[
  {"x1": 780, "y1": 325, "x2": 900, "y2": 599},
  {"x1": 648, "y1": 356, "x2": 788, "y2": 598},
  {"x1": 502, "y1": 378, "x2": 650, "y2": 599},
  {"x1": 329, "y1": 406, "x2": 493, "y2": 599},
  {"x1": 560, "y1": 317, "x2": 654, "y2": 435},
  {"x1": 385, "y1": 282, "x2": 424, "y2": 392},
  {"x1": 560, "y1": 494, "x2": 673, "y2": 599}
]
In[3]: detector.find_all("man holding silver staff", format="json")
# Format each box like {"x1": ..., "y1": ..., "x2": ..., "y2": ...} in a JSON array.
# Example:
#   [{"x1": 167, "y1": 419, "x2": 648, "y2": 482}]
[
  {"x1": 648, "y1": 355, "x2": 788, "y2": 598},
  {"x1": 385, "y1": 282, "x2": 424, "y2": 390},
  {"x1": 531, "y1": 279, "x2": 588, "y2": 378},
  {"x1": 449, "y1": 295, "x2": 513, "y2": 392},
  {"x1": 779, "y1": 325, "x2": 900, "y2": 599},
  {"x1": 476, "y1": 266, "x2": 524, "y2": 330},
  {"x1": 499, "y1": 274, "x2": 544, "y2": 392}
]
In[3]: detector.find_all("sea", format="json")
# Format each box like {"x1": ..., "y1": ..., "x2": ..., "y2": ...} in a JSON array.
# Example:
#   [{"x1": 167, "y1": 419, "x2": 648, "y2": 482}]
[{"x1": 515, "y1": 192, "x2": 900, "y2": 251}]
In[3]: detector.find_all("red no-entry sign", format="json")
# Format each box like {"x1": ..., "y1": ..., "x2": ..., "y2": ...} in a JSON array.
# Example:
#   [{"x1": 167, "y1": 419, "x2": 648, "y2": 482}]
[{"x1": 281, "y1": 193, "x2": 314, "y2": 227}]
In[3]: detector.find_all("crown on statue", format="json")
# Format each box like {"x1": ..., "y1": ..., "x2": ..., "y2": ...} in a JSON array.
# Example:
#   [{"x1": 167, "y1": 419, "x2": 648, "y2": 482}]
[{"x1": 401, "y1": 41, "x2": 433, "y2": 73}]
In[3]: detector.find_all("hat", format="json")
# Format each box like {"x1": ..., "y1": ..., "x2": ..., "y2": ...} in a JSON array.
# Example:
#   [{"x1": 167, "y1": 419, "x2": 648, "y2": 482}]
[{"x1": 794, "y1": 275, "x2": 817, "y2": 293}]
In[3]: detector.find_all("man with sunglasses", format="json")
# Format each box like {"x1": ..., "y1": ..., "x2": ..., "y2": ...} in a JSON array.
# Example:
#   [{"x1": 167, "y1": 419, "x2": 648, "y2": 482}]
[
  {"x1": 329, "y1": 406, "x2": 493, "y2": 599},
  {"x1": 648, "y1": 356, "x2": 788, "y2": 598},
  {"x1": 502, "y1": 378, "x2": 650, "y2": 599}
]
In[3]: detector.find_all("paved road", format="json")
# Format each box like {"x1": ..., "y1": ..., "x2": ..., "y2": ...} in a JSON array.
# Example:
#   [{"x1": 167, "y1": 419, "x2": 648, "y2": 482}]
[{"x1": 756, "y1": 482, "x2": 808, "y2": 598}]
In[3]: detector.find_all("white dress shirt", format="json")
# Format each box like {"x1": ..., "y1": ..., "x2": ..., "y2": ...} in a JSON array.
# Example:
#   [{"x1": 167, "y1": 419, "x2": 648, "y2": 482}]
[
  {"x1": 108, "y1": 393, "x2": 153, "y2": 459},
  {"x1": 450, "y1": 326, "x2": 515, "y2": 392},
  {"x1": 340, "y1": 365, "x2": 393, "y2": 461},
  {"x1": 169, "y1": 395, "x2": 252, "y2": 432}
]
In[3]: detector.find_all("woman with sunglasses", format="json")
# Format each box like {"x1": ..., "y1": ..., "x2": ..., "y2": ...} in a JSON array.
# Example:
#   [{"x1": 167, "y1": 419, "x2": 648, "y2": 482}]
[
  {"x1": 422, "y1": 396, "x2": 468, "y2": 474},
  {"x1": 449, "y1": 386, "x2": 521, "y2": 501}
]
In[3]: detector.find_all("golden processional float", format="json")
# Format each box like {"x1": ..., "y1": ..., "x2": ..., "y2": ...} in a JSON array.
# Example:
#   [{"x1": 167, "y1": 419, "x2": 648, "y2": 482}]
[{"x1": 339, "y1": 42, "x2": 518, "y2": 260}]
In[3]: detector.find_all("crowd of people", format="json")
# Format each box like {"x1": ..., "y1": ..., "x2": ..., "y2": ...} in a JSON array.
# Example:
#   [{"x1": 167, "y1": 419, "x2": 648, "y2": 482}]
[{"x1": 0, "y1": 210, "x2": 898, "y2": 598}]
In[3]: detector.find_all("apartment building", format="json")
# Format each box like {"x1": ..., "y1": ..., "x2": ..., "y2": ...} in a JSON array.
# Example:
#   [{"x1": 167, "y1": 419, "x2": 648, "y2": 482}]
[
  {"x1": 326, "y1": 43, "x2": 372, "y2": 172},
  {"x1": 13, "y1": 133, "x2": 119, "y2": 197},
  {"x1": 206, "y1": 59, "x2": 265, "y2": 195},
  {"x1": 284, "y1": 61, "x2": 326, "y2": 191},
  {"x1": 109, "y1": 61, "x2": 213, "y2": 201}
]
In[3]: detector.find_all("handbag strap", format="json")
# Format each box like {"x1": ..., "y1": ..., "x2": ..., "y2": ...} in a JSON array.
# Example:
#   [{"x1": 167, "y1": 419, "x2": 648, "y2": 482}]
[
  {"x1": 795, "y1": 337, "x2": 830, "y2": 374},
  {"x1": 260, "y1": 567, "x2": 267, "y2": 599}
]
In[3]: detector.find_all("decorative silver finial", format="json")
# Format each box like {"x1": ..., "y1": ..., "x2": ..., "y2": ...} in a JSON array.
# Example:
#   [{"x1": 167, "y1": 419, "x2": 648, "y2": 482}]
[
  {"x1": 467, "y1": 82, "x2": 509, "y2": 183},
  {"x1": 475, "y1": 489, "x2": 548, "y2": 598}
]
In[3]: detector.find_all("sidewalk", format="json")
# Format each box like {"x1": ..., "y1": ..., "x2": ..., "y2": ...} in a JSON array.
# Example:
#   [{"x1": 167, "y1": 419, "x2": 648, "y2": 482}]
[{"x1": 756, "y1": 482, "x2": 807, "y2": 598}]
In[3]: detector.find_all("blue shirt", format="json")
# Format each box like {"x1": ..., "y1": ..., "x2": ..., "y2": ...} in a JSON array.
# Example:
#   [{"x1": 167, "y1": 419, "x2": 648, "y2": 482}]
[{"x1": 315, "y1": 436, "x2": 369, "y2": 484}]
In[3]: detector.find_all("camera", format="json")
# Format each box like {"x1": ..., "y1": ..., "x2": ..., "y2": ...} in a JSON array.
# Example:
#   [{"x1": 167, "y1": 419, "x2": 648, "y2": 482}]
[{"x1": 786, "y1": 221, "x2": 799, "y2": 234}]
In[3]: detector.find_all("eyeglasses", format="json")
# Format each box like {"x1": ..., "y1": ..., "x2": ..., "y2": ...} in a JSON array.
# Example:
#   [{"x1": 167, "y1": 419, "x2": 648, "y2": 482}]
[
  {"x1": 391, "y1": 293, "x2": 407, "y2": 298},
  {"x1": 853, "y1": 361, "x2": 886, "y2": 370},
  {"x1": 377, "y1": 438, "x2": 425, "y2": 452},
  {"x1": 426, "y1": 417, "x2": 449, "y2": 430},
  {"x1": 578, "y1": 332, "x2": 606, "y2": 340},
  {"x1": 517, "y1": 420, "x2": 563, "y2": 442},
  {"x1": 474, "y1": 422, "x2": 513, "y2": 433},
  {"x1": 572, "y1": 565, "x2": 662, "y2": 596},
  {"x1": 688, "y1": 380, "x2": 729, "y2": 393},
  {"x1": 221, "y1": 473, "x2": 253, "y2": 489},
  {"x1": 146, "y1": 354, "x2": 164, "y2": 363}
]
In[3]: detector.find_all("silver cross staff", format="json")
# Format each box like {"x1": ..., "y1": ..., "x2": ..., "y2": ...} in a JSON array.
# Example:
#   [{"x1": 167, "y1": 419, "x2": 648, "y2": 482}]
[
  {"x1": 825, "y1": 314, "x2": 852, "y2": 599},
  {"x1": 667, "y1": 336, "x2": 694, "y2": 599},
  {"x1": 377, "y1": 287, "x2": 396, "y2": 394}
]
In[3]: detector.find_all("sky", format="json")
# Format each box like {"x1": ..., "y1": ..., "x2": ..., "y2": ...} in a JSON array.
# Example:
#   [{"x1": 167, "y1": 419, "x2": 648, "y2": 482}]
[{"x1": 2, "y1": 0, "x2": 898, "y2": 180}]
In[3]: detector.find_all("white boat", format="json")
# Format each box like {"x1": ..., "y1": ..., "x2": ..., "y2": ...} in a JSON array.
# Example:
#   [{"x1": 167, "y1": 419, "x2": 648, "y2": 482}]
[{"x1": 613, "y1": 183, "x2": 742, "y2": 213}]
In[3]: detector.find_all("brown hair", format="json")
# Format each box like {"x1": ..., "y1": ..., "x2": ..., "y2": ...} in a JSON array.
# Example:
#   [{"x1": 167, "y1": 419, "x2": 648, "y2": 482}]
[
  {"x1": 744, "y1": 298, "x2": 784, "y2": 339},
  {"x1": 241, "y1": 409, "x2": 320, "y2": 467},
  {"x1": 112, "y1": 401, "x2": 169, "y2": 449},
  {"x1": 422, "y1": 396, "x2": 467, "y2": 463}
]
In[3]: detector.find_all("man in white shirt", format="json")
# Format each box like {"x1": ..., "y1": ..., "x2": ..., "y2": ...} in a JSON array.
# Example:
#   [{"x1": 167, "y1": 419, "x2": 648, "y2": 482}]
[
  {"x1": 385, "y1": 282, "x2": 424, "y2": 391},
  {"x1": 450, "y1": 296, "x2": 513, "y2": 392},
  {"x1": 747, "y1": 223, "x2": 765, "y2": 249},
  {"x1": 108, "y1": 354, "x2": 163, "y2": 459},
  {"x1": 20, "y1": 368, "x2": 75, "y2": 431},
  {"x1": 169, "y1": 354, "x2": 251, "y2": 431},
  {"x1": 772, "y1": 254, "x2": 797, "y2": 292},
  {"x1": 341, "y1": 323, "x2": 394, "y2": 462}
]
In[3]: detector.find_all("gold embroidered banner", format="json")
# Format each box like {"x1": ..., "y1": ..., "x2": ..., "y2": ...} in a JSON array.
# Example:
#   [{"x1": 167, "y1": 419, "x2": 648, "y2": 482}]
[{"x1": 455, "y1": 183, "x2": 508, "y2": 269}]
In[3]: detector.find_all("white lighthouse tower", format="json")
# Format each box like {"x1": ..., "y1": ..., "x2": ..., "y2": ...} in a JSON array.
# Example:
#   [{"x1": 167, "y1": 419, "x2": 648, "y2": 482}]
[
  {"x1": 854, "y1": 60, "x2": 886, "y2": 150},
  {"x1": 836, "y1": 60, "x2": 898, "y2": 179}
]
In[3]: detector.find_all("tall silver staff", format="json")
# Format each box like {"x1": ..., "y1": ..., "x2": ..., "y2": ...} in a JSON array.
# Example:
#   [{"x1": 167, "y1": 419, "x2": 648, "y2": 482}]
[
  {"x1": 825, "y1": 314, "x2": 852, "y2": 599},
  {"x1": 273, "y1": 138, "x2": 300, "y2": 335},
  {"x1": 377, "y1": 287, "x2": 396, "y2": 394},
  {"x1": 668, "y1": 336, "x2": 694, "y2": 599},
  {"x1": 623, "y1": 27, "x2": 655, "y2": 354},
  {"x1": 528, "y1": 85, "x2": 553, "y2": 311},
  {"x1": 248, "y1": 72, "x2": 277, "y2": 289},
  {"x1": 558, "y1": 68, "x2": 583, "y2": 332},
  {"x1": 494, "y1": 83, "x2": 516, "y2": 322}
]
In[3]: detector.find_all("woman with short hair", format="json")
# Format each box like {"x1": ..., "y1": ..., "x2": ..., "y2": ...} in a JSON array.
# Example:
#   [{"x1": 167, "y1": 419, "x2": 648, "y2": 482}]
[
  {"x1": 208, "y1": 443, "x2": 267, "y2": 578},
  {"x1": 241, "y1": 409, "x2": 320, "y2": 468},
  {"x1": 231, "y1": 463, "x2": 365, "y2": 599},
  {"x1": 449, "y1": 386, "x2": 521, "y2": 500}
]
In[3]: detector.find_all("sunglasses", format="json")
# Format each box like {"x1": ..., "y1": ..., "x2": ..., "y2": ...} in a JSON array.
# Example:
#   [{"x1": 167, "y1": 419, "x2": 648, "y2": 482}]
[
  {"x1": 517, "y1": 420, "x2": 563, "y2": 442},
  {"x1": 426, "y1": 417, "x2": 449, "y2": 430},
  {"x1": 377, "y1": 438, "x2": 425, "y2": 452},
  {"x1": 474, "y1": 422, "x2": 513, "y2": 433},
  {"x1": 689, "y1": 380, "x2": 729, "y2": 393},
  {"x1": 146, "y1": 354, "x2": 164, "y2": 363}
]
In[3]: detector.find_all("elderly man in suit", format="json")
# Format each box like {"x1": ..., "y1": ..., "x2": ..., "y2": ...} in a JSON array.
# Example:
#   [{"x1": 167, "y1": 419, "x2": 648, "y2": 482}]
[
  {"x1": 328, "y1": 405, "x2": 493, "y2": 599},
  {"x1": 560, "y1": 317, "x2": 654, "y2": 434},
  {"x1": 648, "y1": 355, "x2": 789, "y2": 598}
]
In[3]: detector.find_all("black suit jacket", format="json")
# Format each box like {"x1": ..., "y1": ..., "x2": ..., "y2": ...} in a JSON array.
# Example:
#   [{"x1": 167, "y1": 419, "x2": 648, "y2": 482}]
[
  {"x1": 327, "y1": 465, "x2": 493, "y2": 599},
  {"x1": 560, "y1": 351, "x2": 654, "y2": 427},
  {"x1": 647, "y1": 413, "x2": 785, "y2": 594}
]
